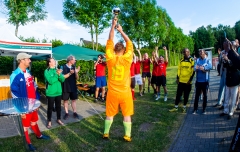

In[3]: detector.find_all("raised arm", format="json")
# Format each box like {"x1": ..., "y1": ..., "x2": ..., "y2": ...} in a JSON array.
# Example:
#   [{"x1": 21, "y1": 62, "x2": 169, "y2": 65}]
[
  {"x1": 133, "y1": 53, "x2": 137, "y2": 63},
  {"x1": 136, "y1": 49, "x2": 142, "y2": 61},
  {"x1": 163, "y1": 46, "x2": 168, "y2": 62},
  {"x1": 116, "y1": 23, "x2": 130, "y2": 42}
]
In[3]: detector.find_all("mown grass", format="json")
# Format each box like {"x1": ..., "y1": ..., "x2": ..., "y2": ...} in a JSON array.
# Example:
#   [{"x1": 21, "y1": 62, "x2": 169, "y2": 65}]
[{"x1": 0, "y1": 66, "x2": 188, "y2": 152}]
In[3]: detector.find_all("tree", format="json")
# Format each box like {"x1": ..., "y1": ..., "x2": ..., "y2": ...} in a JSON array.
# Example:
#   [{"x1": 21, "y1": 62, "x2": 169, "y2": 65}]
[
  {"x1": 63, "y1": 0, "x2": 118, "y2": 50},
  {"x1": 234, "y1": 20, "x2": 240, "y2": 41},
  {"x1": 120, "y1": 0, "x2": 157, "y2": 49},
  {"x1": 3, "y1": 0, "x2": 47, "y2": 36}
]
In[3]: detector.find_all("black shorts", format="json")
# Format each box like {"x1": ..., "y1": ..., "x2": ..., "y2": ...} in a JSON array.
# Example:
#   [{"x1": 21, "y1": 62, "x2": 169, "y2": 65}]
[
  {"x1": 62, "y1": 92, "x2": 78, "y2": 100},
  {"x1": 142, "y1": 72, "x2": 151, "y2": 78},
  {"x1": 156, "y1": 76, "x2": 166, "y2": 87},
  {"x1": 151, "y1": 76, "x2": 157, "y2": 84},
  {"x1": 131, "y1": 77, "x2": 136, "y2": 89}
]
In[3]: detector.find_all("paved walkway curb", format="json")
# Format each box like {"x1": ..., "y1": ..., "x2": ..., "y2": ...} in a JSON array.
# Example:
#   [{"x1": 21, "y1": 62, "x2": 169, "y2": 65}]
[
  {"x1": 0, "y1": 99, "x2": 105, "y2": 138},
  {"x1": 168, "y1": 70, "x2": 239, "y2": 152}
]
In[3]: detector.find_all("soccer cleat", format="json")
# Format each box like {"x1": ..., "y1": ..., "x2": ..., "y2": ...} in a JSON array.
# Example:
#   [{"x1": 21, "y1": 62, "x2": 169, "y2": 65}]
[
  {"x1": 164, "y1": 96, "x2": 167, "y2": 102},
  {"x1": 182, "y1": 107, "x2": 186, "y2": 113},
  {"x1": 36, "y1": 134, "x2": 50, "y2": 140},
  {"x1": 155, "y1": 96, "x2": 160, "y2": 101},
  {"x1": 103, "y1": 134, "x2": 109, "y2": 139},
  {"x1": 169, "y1": 107, "x2": 178, "y2": 112},
  {"x1": 123, "y1": 135, "x2": 132, "y2": 142},
  {"x1": 28, "y1": 144, "x2": 37, "y2": 151}
]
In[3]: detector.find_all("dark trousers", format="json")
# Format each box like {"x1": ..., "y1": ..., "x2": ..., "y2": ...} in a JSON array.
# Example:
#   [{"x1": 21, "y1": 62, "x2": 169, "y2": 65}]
[
  {"x1": 194, "y1": 82, "x2": 209, "y2": 110},
  {"x1": 175, "y1": 82, "x2": 192, "y2": 105},
  {"x1": 47, "y1": 95, "x2": 62, "y2": 121}
]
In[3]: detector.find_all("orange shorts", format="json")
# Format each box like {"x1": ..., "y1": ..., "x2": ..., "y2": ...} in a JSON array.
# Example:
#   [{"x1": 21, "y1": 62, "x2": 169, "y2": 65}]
[
  {"x1": 106, "y1": 91, "x2": 133, "y2": 117},
  {"x1": 21, "y1": 110, "x2": 39, "y2": 127}
]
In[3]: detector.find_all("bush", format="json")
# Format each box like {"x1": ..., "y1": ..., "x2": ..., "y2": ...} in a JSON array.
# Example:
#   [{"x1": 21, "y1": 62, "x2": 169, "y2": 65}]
[{"x1": 0, "y1": 56, "x2": 14, "y2": 75}]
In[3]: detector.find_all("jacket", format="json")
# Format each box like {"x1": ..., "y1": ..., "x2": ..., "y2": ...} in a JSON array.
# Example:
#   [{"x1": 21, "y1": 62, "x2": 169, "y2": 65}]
[
  {"x1": 177, "y1": 56, "x2": 195, "y2": 84},
  {"x1": 194, "y1": 57, "x2": 212, "y2": 82},
  {"x1": 44, "y1": 68, "x2": 65, "y2": 97},
  {"x1": 10, "y1": 68, "x2": 39, "y2": 99}
]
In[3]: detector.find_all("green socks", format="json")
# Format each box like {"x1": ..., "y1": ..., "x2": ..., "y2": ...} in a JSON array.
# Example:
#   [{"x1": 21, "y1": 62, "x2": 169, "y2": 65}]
[
  {"x1": 123, "y1": 121, "x2": 132, "y2": 137},
  {"x1": 104, "y1": 120, "x2": 113, "y2": 134}
]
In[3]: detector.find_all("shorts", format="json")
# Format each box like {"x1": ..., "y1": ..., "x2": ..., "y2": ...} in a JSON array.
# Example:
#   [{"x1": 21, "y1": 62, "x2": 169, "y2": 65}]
[
  {"x1": 135, "y1": 74, "x2": 143, "y2": 85},
  {"x1": 22, "y1": 110, "x2": 39, "y2": 127},
  {"x1": 142, "y1": 72, "x2": 151, "y2": 78},
  {"x1": 131, "y1": 77, "x2": 136, "y2": 89},
  {"x1": 106, "y1": 91, "x2": 133, "y2": 117},
  {"x1": 62, "y1": 92, "x2": 78, "y2": 100},
  {"x1": 151, "y1": 76, "x2": 157, "y2": 84},
  {"x1": 96, "y1": 76, "x2": 107, "y2": 88},
  {"x1": 156, "y1": 76, "x2": 166, "y2": 87}
]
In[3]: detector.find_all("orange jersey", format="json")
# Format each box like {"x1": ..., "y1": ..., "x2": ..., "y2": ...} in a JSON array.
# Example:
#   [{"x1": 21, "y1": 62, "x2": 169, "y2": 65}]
[{"x1": 106, "y1": 40, "x2": 133, "y2": 94}]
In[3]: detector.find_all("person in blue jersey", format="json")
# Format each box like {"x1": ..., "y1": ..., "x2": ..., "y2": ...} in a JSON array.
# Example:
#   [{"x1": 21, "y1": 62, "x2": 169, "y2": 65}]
[
  {"x1": 193, "y1": 50, "x2": 212, "y2": 114},
  {"x1": 10, "y1": 53, "x2": 50, "y2": 151}
]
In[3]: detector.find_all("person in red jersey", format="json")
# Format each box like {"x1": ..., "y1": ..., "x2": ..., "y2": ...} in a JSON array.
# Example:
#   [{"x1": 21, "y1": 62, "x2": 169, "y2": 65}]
[
  {"x1": 155, "y1": 46, "x2": 168, "y2": 101},
  {"x1": 10, "y1": 53, "x2": 50, "y2": 151},
  {"x1": 130, "y1": 53, "x2": 137, "y2": 100},
  {"x1": 135, "y1": 49, "x2": 143, "y2": 96},
  {"x1": 151, "y1": 50, "x2": 159, "y2": 97},
  {"x1": 94, "y1": 54, "x2": 107, "y2": 102},
  {"x1": 142, "y1": 51, "x2": 152, "y2": 94}
]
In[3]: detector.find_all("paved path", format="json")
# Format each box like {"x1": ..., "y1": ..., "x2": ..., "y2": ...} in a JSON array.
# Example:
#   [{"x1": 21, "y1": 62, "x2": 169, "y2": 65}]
[
  {"x1": 0, "y1": 98, "x2": 105, "y2": 138},
  {"x1": 169, "y1": 70, "x2": 239, "y2": 152}
]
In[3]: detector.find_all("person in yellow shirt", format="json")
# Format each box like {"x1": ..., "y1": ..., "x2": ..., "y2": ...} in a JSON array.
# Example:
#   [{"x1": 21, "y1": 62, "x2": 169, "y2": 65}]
[
  {"x1": 169, "y1": 48, "x2": 195, "y2": 113},
  {"x1": 102, "y1": 17, "x2": 133, "y2": 142}
]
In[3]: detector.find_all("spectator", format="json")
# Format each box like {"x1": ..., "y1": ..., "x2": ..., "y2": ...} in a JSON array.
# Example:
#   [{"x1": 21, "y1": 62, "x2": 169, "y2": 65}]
[
  {"x1": 169, "y1": 48, "x2": 195, "y2": 113},
  {"x1": 44, "y1": 58, "x2": 65, "y2": 128},
  {"x1": 142, "y1": 51, "x2": 152, "y2": 94},
  {"x1": 155, "y1": 46, "x2": 168, "y2": 101},
  {"x1": 10, "y1": 53, "x2": 50, "y2": 151},
  {"x1": 236, "y1": 39, "x2": 240, "y2": 54},
  {"x1": 94, "y1": 54, "x2": 107, "y2": 102},
  {"x1": 217, "y1": 48, "x2": 222, "y2": 76},
  {"x1": 130, "y1": 53, "x2": 137, "y2": 100},
  {"x1": 135, "y1": 49, "x2": 143, "y2": 96},
  {"x1": 103, "y1": 18, "x2": 133, "y2": 142},
  {"x1": 193, "y1": 50, "x2": 212, "y2": 114},
  {"x1": 61, "y1": 55, "x2": 80, "y2": 120},
  {"x1": 220, "y1": 40, "x2": 240, "y2": 119}
]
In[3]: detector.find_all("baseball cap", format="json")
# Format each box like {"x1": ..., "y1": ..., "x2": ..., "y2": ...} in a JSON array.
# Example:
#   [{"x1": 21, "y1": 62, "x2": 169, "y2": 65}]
[{"x1": 16, "y1": 53, "x2": 32, "y2": 60}]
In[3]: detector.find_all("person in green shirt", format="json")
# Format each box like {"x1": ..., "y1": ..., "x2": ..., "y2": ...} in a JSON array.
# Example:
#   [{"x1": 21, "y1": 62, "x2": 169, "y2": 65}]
[{"x1": 44, "y1": 58, "x2": 65, "y2": 128}]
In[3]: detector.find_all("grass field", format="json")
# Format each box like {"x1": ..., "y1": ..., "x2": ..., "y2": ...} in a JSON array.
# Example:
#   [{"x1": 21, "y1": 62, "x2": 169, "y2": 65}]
[{"x1": 0, "y1": 66, "x2": 189, "y2": 152}]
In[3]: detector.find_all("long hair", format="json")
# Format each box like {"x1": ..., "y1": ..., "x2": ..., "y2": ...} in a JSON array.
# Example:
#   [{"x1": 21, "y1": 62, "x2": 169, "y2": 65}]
[{"x1": 46, "y1": 58, "x2": 52, "y2": 67}]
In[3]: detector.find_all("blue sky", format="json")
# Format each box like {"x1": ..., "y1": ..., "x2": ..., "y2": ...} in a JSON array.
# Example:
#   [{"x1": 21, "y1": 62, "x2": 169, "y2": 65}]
[{"x1": 0, "y1": 0, "x2": 239, "y2": 45}]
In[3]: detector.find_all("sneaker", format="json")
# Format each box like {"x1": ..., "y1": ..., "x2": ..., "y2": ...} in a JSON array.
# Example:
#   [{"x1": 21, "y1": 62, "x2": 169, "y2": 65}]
[
  {"x1": 164, "y1": 96, "x2": 167, "y2": 102},
  {"x1": 103, "y1": 133, "x2": 109, "y2": 139},
  {"x1": 182, "y1": 107, "x2": 186, "y2": 113},
  {"x1": 94, "y1": 98, "x2": 98, "y2": 103},
  {"x1": 123, "y1": 135, "x2": 132, "y2": 142},
  {"x1": 213, "y1": 104, "x2": 221, "y2": 107},
  {"x1": 202, "y1": 110, "x2": 206, "y2": 115},
  {"x1": 192, "y1": 110, "x2": 198, "y2": 114},
  {"x1": 28, "y1": 144, "x2": 36, "y2": 151},
  {"x1": 169, "y1": 107, "x2": 178, "y2": 112},
  {"x1": 155, "y1": 96, "x2": 160, "y2": 101},
  {"x1": 36, "y1": 134, "x2": 50, "y2": 140},
  {"x1": 220, "y1": 113, "x2": 228, "y2": 116},
  {"x1": 63, "y1": 113, "x2": 69, "y2": 120},
  {"x1": 219, "y1": 106, "x2": 224, "y2": 110},
  {"x1": 139, "y1": 93, "x2": 143, "y2": 96},
  {"x1": 148, "y1": 87, "x2": 150, "y2": 93},
  {"x1": 73, "y1": 112, "x2": 80, "y2": 119},
  {"x1": 227, "y1": 115, "x2": 232, "y2": 120}
]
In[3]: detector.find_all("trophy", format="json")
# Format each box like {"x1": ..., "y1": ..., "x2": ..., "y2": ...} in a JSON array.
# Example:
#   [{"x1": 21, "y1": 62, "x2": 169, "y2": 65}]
[{"x1": 112, "y1": 7, "x2": 121, "y2": 28}]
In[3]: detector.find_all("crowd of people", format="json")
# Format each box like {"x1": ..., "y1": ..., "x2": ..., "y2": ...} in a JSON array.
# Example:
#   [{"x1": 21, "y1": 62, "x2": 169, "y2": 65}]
[{"x1": 9, "y1": 17, "x2": 240, "y2": 151}]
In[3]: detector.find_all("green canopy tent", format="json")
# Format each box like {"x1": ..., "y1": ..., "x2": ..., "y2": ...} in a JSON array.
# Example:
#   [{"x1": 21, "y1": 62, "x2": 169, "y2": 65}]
[{"x1": 52, "y1": 44, "x2": 104, "y2": 61}]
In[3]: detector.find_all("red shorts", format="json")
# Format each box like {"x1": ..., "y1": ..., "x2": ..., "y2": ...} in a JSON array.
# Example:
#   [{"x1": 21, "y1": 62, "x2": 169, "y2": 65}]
[{"x1": 21, "y1": 110, "x2": 39, "y2": 127}]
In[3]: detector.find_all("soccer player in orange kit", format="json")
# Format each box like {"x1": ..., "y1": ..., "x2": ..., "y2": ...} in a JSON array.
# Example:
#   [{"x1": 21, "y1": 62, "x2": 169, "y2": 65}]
[{"x1": 102, "y1": 17, "x2": 133, "y2": 142}]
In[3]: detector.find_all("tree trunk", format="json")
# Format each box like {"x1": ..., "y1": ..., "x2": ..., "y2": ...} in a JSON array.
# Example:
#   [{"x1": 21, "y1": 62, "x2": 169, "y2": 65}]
[
  {"x1": 15, "y1": 23, "x2": 19, "y2": 37},
  {"x1": 90, "y1": 24, "x2": 94, "y2": 50},
  {"x1": 95, "y1": 25, "x2": 98, "y2": 51}
]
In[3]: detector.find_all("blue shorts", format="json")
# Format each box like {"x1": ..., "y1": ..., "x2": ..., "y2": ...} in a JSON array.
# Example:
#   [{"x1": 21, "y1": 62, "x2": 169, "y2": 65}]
[{"x1": 96, "y1": 76, "x2": 107, "y2": 88}]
